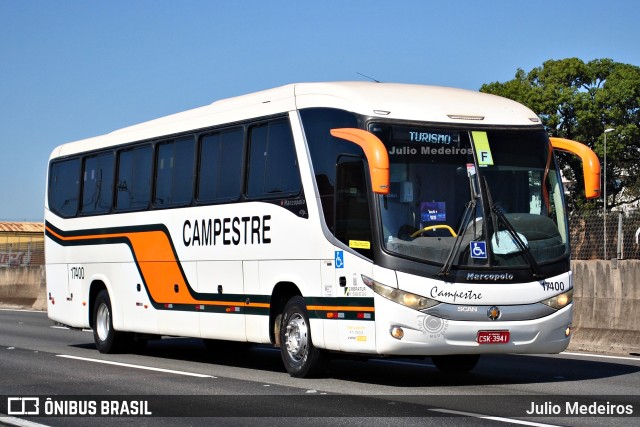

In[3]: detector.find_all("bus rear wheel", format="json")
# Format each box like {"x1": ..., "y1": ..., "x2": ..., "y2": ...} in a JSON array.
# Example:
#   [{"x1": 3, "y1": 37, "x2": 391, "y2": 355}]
[
  {"x1": 279, "y1": 296, "x2": 326, "y2": 378},
  {"x1": 431, "y1": 354, "x2": 480, "y2": 374},
  {"x1": 93, "y1": 290, "x2": 129, "y2": 353}
]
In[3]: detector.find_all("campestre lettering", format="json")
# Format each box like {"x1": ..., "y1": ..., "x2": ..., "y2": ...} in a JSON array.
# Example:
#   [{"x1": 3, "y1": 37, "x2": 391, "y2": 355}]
[
  {"x1": 183, "y1": 215, "x2": 271, "y2": 247},
  {"x1": 430, "y1": 286, "x2": 483, "y2": 302}
]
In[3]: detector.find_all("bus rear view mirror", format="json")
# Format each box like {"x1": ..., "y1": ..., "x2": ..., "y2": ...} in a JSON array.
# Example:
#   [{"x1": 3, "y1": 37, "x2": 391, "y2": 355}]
[
  {"x1": 330, "y1": 128, "x2": 390, "y2": 194},
  {"x1": 550, "y1": 137, "x2": 601, "y2": 199}
]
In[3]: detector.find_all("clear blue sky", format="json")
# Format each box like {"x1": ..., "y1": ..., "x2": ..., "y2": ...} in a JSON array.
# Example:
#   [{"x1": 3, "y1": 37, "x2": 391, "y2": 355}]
[{"x1": 1, "y1": 0, "x2": 638, "y2": 221}]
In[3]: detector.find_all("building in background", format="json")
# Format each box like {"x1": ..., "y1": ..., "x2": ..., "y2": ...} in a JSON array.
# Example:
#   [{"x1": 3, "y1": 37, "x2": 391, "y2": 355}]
[{"x1": 0, "y1": 222, "x2": 44, "y2": 267}]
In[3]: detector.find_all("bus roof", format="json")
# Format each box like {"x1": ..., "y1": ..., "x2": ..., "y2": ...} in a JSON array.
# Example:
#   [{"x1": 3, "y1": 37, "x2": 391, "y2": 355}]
[{"x1": 50, "y1": 82, "x2": 541, "y2": 159}]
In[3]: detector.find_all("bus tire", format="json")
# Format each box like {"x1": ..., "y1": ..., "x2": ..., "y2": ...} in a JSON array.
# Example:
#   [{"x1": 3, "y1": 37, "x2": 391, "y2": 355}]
[
  {"x1": 279, "y1": 296, "x2": 326, "y2": 378},
  {"x1": 431, "y1": 354, "x2": 480, "y2": 374},
  {"x1": 93, "y1": 290, "x2": 128, "y2": 353}
]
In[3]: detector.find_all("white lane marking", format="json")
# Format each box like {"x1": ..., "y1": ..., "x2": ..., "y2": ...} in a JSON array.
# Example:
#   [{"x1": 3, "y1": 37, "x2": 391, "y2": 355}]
[
  {"x1": 429, "y1": 408, "x2": 562, "y2": 426},
  {"x1": 49, "y1": 326, "x2": 92, "y2": 332},
  {"x1": 561, "y1": 351, "x2": 640, "y2": 362},
  {"x1": 0, "y1": 416, "x2": 51, "y2": 427},
  {"x1": 56, "y1": 354, "x2": 215, "y2": 378}
]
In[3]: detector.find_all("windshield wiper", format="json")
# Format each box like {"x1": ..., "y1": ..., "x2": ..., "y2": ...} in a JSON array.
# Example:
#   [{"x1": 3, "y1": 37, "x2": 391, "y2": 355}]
[
  {"x1": 437, "y1": 167, "x2": 480, "y2": 277},
  {"x1": 438, "y1": 166, "x2": 481, "y2": 278},
  {"x1": 482, "y1": 177, "x2": 543, "y2": 279},
  {"x1": 437, "y1": 198, "x2": 477, "y2": 278}
]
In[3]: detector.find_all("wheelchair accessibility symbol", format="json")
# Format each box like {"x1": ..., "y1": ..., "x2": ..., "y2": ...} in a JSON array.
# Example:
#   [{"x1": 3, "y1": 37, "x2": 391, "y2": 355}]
[
  {"x1": 335, "y1": 250, "x2": 344, "y2": 269},
  {"x1": 470, "y1": 241, "x2": 487, "y2": 259}
]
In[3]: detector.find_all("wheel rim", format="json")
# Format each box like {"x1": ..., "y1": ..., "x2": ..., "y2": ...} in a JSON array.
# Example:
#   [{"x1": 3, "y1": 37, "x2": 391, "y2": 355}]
[
  {"x1": 284, "y1": 313, "x2": 308, "y2": 362},
  {"x1": 96, "y1": 302, "x2": 110, "y2": 342}
]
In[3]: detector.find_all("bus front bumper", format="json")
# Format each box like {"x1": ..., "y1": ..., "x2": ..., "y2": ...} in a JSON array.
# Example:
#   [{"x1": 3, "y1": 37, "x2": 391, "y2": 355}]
[{"x1": 374, "y1": 297, "x2": 572, "y2": 356}]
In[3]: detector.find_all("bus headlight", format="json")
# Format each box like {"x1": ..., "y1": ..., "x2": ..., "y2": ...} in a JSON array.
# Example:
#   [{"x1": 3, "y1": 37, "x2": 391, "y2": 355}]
[
  {"x1": 540, "y1": 288, "x2": 573, "y2": 310},
  {"x1": 361, "y1": 275, "x2": 439, "y2": 310}
]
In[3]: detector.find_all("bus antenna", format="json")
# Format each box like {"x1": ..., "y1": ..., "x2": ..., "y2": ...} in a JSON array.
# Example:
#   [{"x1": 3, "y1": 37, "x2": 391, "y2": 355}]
[{"x1": 356, "y1": 72, "x2": 381, "y2": 83}]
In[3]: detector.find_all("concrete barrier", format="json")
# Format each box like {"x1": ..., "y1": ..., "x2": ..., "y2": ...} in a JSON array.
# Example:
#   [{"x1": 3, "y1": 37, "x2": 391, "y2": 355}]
[
  {"x1": 0, "y1": 261, "x2": 638, "y2": 355},
  {"x1": 569, "y1": 260, "x2": 640, "y2": 355},
  {"x1": 0, "y1": 266, "x2": 46, "y2": 310}
]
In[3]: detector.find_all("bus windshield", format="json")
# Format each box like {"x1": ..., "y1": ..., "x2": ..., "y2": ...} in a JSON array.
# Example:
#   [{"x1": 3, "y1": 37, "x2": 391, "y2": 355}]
[{"x1": 370, "y1": 124, "x2": 568, "y2": 268}]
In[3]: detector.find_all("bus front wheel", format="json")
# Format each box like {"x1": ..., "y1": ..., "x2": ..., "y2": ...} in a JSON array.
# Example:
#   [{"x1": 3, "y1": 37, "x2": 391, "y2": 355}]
[
  {"x1": 279, "y1": 296, "x2": 326, "y2": 377},
  {"x1": 93, "y1": 290, "x2": 128, "y2": 353}
]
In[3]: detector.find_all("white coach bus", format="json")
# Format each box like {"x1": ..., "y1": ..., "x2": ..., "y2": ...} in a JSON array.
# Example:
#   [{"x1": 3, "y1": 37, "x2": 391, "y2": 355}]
[{"x1": 45, "y1": 82, "x2": 600, "y2": 377}]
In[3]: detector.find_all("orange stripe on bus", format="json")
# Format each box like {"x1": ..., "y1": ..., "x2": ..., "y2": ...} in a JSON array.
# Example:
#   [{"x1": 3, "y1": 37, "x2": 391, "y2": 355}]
[
  {"x1": 306, "y1": 305, "x2": 375, "y2": 312},
  {"x1": 47, "y1": 225, "x2": 225, "y2": 306},
  {"x1": 247, "y1": 302, "x2": 271, "y2": 308}
]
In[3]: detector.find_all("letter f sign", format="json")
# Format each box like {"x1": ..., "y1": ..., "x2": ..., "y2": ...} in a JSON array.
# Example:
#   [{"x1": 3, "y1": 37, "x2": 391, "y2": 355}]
[{"x1": 472, "y1": 131, "x2": 494, "y2": 166}]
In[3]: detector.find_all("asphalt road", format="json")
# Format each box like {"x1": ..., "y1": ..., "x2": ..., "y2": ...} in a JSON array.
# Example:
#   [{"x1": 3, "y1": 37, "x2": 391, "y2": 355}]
[{"x1": 1, "y1": 309, "x2": 639, "y2": 426}]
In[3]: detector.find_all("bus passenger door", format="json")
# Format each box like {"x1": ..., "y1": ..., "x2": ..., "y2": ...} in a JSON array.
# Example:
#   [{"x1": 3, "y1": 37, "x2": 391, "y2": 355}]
[
  {"x1": 332, "y1": 250, "x2": 375, "y2": 352},
  {"x1": 330, "y1": 156, "x2": 376, "y2": 352}
]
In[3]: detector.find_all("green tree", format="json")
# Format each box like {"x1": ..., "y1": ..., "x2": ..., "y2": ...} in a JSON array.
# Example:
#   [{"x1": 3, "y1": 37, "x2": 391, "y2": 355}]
[{"x1": 480, "y1": 58, "x2": 640, "y2": 212}]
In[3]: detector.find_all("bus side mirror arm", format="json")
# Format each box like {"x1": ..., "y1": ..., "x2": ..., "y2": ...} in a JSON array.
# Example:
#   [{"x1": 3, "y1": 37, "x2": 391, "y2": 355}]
[
  {"x1": 330, "y1": 128, "x2": 390, "y2": 194},
  {"x1": 549, "y1": 137, "x2": 601, "y2": 199}
]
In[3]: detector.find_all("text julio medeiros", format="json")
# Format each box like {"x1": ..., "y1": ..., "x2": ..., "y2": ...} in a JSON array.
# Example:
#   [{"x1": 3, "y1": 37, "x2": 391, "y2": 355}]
[
  {"x1": 526, "y1": 400, "x2": 633, "y2": 416},
  {"x1": 388, "y1": 146, "x2": 473, "y2": 156}
]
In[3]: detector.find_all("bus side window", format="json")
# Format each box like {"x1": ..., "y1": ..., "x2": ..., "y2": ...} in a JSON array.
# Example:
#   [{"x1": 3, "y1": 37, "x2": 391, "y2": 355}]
[
  {"x1": 154, "y1": 137, "x2": 195, "y2": 207},
  {"x1": 116, "y1": 146, "x2": 152, "y2": 211},
  {"x1": 299, "y1": 108, "x2": 359, "y2": 234},
  {"x1": 49, "y1": 158, "x2": 81, "y2": 218},
  {"x1": 81, "y1": 153, "x2": 114, "y2": 215},
  {"x1": 247, "y1": 120, "x2": 301, "y2": 198},
  {"x1": 197, "y1": 128, "x2": 243, "y2": 203},
  {"x1": 335, "y1": 156, "x2": 374, "y2": 259}
]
